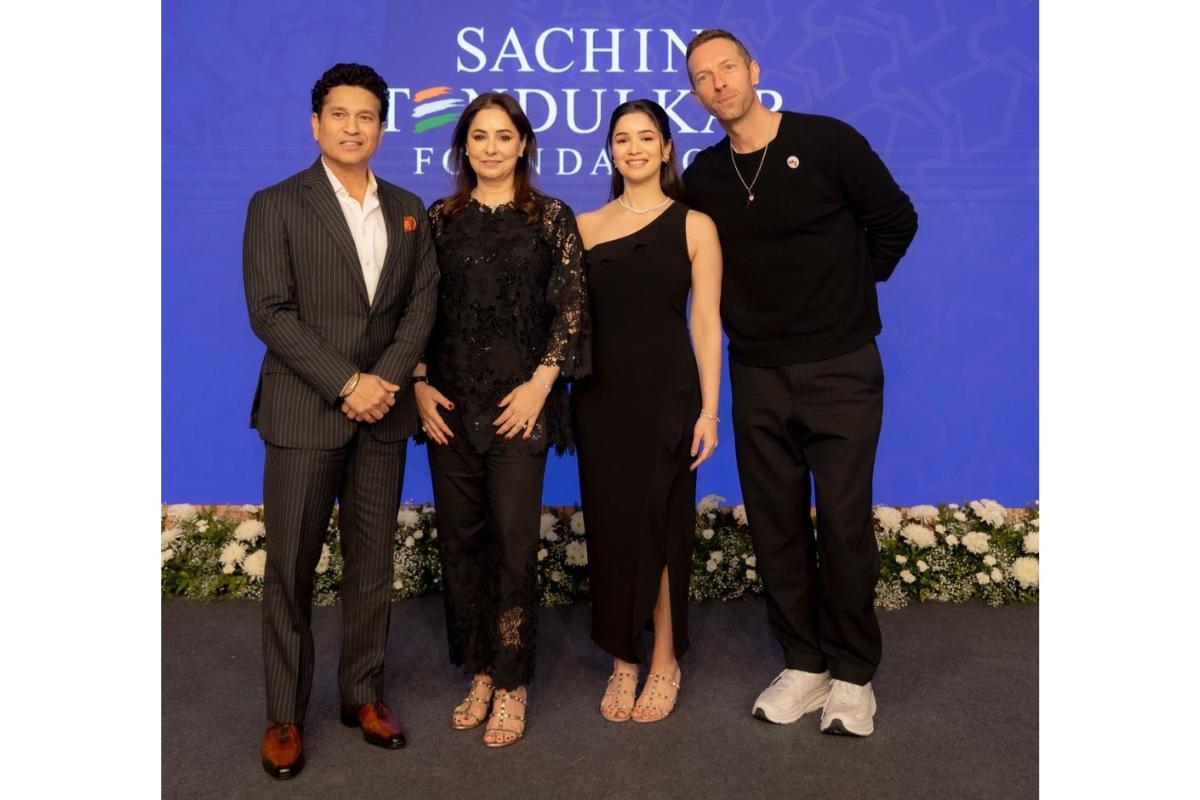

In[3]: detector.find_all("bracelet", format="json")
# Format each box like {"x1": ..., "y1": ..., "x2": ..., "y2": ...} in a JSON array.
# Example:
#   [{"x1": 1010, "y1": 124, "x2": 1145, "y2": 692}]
[
  {"x1": 699, "y1": 410, "x2": 720, "y2": 423},
  {"x1": 411, "y1": 375, "x2": 429, "y2": 384},
  {"x1": 533, "y1": 375, "x2": 552, "y2": 392},
  {"x1": 340, "y1": 372, "x2": 361, "y2": 398}
]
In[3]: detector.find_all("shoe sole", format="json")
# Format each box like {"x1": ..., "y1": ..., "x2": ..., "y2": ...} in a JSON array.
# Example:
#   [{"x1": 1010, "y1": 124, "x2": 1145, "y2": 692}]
[
  {"x1": 820, "y1": 694, "x2": 877, "y2": 737},
  {"x1": 340, "y1": 713, "x2": 407, "y2": 748},
  {"x1": 752, "y1": 687, "x2": 831, "y2": 724},
  {"x1": 262, "y1": 755, "x2": 304, "y2": 780}
]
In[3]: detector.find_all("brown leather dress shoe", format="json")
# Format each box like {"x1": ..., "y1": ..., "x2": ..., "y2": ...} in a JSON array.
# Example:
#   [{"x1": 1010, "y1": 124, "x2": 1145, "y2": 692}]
[
  {"x1": 261, "y1": 722, "x2": 304, "y2": 779},
  {"x1": 340, "y1": 701, "x2": 406, "y2": 748}
]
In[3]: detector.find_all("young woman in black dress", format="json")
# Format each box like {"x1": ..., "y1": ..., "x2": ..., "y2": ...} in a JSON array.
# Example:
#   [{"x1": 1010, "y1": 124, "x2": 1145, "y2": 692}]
[
  {"x1": 573, "y1": 100, "x2": 723, "y2": 723},
  {"x1": 412, "y1": 92, "x2": 589, "y2": 746}
]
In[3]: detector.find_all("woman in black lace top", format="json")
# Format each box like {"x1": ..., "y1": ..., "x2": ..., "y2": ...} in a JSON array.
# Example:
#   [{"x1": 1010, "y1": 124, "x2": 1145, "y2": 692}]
[{"x1": 411, "y1": 92, "x2": 589, "y2": 748}]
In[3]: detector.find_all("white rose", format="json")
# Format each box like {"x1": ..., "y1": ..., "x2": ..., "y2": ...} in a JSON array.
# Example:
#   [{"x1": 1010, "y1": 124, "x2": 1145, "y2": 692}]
[
  {"x1": 570, "y1": 511, "x2": 586, "y2": 535},
  {"x1": 396, "y1": 508, "x2": 421, "y2": 529},
  {"x1": 414, "y1": 530, "x2": 424, "y2": 540},
  {"x1": 241, "y1": 503, "x2": 260, "y2": 514},
  {"x1": 745, "y1": 555, "x2": 756, "y2": 567},
  {"x1": 701, "y1": 528, "x2": 715, "y2": 540},
  {"x1": 1023, "y1": 532, "x2": 1039, "y2": 554},
  {"x1": 222, "y1": 563, "x2": 235, "y2": 575},
  {"x1": 565, "y1": 540, "x2": 588, "y2": 566},
  {"x1": 219, "y1": 541, "x2": 248, "y2": 569},
  {"x1": 983, "y1": 554, "x2": 997, "y2": 566},
  {"x1": 948, "y1": 503, "x2": 960, "y2": 510},
  {"x1": 243, "y1": 549, "x2": 267, "y2": 579},
  {"x1": 404, "y1": 535, "x2": 415, "y2": 548},
  {"x1": 917, "y1": 560, "x2": 928, "y2": 573},
  {"x1": 873, "y1": 506, "x2": 903, "y2": 534},
  {"x1": 696, "y1": 494, "x2": 726, "y2": 514},
  {"x1": 234, "y1": 519, "x2": 265, "y2": 542},
  {"x1": 934, "y1": 524, "x2": 946, "y2": 534},
  {"x1": 899, "y1": 569, "x2": 915, "y2": 584},
  {"x1": 962, "y1": 531, "x2": 991, "y2": 555},
  {"x1": 539, "y1": 513, "x2": 559, "y2": 539},
  {"x1": 990, "y1": 567, "x2": 1004, "y2": 583},
  {"x1": 393, "y1": 579, "x2": 405, "y2": 590},
  {"x1": 907, "y1": 504, "x2": 939, "y2": 522},
  {"x1": 164, "y1": 503, "x2": 197, "y2": 523},
  {"x1": 945, "y1": 534, "x2": 959, "y2": 547},
  {"x1": 537, "y1": 548, "x2": 548, "y2": 562},
  {"x1": 161, "y1": 527, "x2": 183, "y2": 550},
  {"x1": 953, "y1": 511, "x2": 967, "y2": 522},
  {"x1": 732, "y1": 504, "x2": 748, "y2": 525},
  {"x1": 315, "y1": 544, "x2": 332, "y2": 574},
  {"x1": 161, "y1": 548, "x2": 175, "y2": 566},
  {"x1": 550, "y1": 570, "x2": 564, "y2": 583},
  {"x1": 895, "y1": 555, "x2": 908, "y2": 565},
  {"x1": 1012, "y1": 556, "x2": 1039, "y2": 588},
  {"x1": 544, "y1": 530, "x2": 559, "y2": 542},
  {"x1": 968, "y1": 499, "x2": 1007, "y2": 528},
  {"x1": 195, "y1": 520, "x2": 209, "y2": 533},
  {"x1": 900, "y1": 523, "x2": 936, "y2": 549},
  {"x1": 422, "y1": 505, "x2": 435, "y2": 516},
  {"x1": 705, "y1": 560, "x2": 717, "y2": 573},
  {"x1": 711, "y1": 550, "x2": 724, "y2": 564},
  {"x1": 1031, "y1": 518, "x2": 1040, "y2": 528},
  {"x1": 430, "y1": 528, "x2": 438, "y2": 540},
  {"x1": 975, "y1": 571, "x2": 991, "y2": 585}
]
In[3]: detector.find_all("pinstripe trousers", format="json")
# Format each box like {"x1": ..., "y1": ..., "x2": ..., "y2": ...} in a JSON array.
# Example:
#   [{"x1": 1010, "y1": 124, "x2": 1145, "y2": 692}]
[{"x1": 261, "y1": 430, "x2": 406, "y2": 723}]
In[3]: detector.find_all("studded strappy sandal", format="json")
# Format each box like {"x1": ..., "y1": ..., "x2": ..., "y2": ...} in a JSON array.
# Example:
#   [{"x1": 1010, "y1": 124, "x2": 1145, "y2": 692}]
[
  {"x1": 600, "y1": 670, "x2": 638, "y2": 722},
  {"x1": 632, "y1": 671, "x2": 681, "y2": 723},
  {"x1": 451, "y1": 676, "x2": 494, "y2": 730},
  {"x1": 484, "y1": 688, "x2": 527, "y2": 747}
]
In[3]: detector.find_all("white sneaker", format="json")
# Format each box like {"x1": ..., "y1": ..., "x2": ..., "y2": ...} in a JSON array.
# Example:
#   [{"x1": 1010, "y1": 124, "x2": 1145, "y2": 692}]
[
  {"x1": 819, "y1": 679, "x2": 877, "y2": 736},
  {"x1": 751, "y1": 669, "x2": 832, "y2": 724}
]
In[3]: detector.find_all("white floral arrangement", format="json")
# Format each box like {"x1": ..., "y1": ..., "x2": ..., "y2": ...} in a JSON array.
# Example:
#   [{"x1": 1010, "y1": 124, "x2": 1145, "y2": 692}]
[{"x1": 161, "y1": 497, "x2": 1038, "y2": 609}]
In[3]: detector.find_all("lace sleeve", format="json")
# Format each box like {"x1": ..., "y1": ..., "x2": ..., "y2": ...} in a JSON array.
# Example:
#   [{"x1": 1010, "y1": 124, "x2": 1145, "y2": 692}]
[{"x1": 539, "y1": 198, "x2": 592, "y2": 380}]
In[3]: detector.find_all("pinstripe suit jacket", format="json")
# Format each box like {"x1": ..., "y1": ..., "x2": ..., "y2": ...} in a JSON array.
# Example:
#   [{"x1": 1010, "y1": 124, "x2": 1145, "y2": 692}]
[{"x1": 244, "y1": 159, "x2": 438, "y2": 449}]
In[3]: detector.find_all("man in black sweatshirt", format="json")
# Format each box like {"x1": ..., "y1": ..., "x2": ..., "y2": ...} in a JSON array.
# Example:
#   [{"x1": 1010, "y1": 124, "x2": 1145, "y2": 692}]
[{"x1": 683, "y1": 29, "x2": 918, "y2": 737}]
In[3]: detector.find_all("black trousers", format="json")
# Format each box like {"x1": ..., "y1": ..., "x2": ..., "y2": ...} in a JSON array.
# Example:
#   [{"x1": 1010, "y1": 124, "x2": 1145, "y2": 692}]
[
  {"x1": 428, "y1": 438, "x2": 548, "y2": 690},
  {"x1": 261, "y1": 431, "x2": 406, "y2": 723},
  {"x1": 730, "y1": 341, "x2": 884, "y2": 685}
]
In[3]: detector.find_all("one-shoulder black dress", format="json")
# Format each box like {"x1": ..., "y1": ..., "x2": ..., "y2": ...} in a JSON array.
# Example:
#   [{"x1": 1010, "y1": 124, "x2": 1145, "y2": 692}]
[{"x1": 573, "y1": 201, "x2": 700, "y2": 664}]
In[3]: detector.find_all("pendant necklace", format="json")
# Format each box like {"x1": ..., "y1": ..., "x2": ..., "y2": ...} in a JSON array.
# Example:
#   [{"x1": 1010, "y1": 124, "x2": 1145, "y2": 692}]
[
  {"x1": 730, "y1": 139, "x2": 769, "y2": 209},
  {"x1": 618, "y1": 194, "x2": 672, "y2": 215}
]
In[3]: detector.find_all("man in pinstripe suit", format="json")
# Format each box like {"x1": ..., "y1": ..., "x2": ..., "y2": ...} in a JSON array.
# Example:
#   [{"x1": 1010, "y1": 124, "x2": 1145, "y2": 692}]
[{"x1": 243, "y1": 63, "x2": 438, "y2": 780}]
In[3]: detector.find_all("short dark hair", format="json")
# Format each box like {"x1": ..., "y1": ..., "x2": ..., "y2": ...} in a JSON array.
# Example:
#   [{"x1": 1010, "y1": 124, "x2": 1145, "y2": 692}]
[
  {"x1": 311, "y1": 63, "x2": 389, "y2": 120},
  {"x1": 685, "y1": 29, "x2": 753, "y2": 82},
  {"x1": 605, "y1": 99, "x2": 686, "y2": 203}
]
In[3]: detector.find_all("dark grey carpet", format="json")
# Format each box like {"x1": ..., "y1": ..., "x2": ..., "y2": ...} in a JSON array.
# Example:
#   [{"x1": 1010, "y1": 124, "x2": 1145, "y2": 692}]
[{"x1": 162, "y1": 596, "x2": 1037, "y2": 799}]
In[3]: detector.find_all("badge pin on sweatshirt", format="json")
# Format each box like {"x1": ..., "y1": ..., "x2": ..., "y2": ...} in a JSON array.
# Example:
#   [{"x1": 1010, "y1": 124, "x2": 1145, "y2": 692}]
[{"x1": 787, "y1": 156, "x2": 799, "y2": 168}]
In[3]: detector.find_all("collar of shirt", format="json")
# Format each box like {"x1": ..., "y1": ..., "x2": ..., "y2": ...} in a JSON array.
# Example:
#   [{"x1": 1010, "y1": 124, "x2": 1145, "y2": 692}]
[{"x1": 321, "y1": 157, "x2": 380, "y2": 211}]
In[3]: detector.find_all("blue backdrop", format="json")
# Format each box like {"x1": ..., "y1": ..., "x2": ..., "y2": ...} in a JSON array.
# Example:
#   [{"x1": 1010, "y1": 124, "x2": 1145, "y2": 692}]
[{"x1": 163, "y1": 0, "x2": 1038, "y2": 506}]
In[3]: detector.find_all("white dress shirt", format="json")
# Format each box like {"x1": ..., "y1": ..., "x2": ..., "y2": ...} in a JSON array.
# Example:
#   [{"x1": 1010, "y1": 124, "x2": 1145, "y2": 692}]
[{"x1": 322, "y1": 158, "x2": 388, "y2": 305}]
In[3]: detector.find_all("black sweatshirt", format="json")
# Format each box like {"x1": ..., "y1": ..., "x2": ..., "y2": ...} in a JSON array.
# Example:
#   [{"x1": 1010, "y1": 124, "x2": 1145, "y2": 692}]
[{"x1": 684, "y1": 112, "x2": 918, "y2": 366}]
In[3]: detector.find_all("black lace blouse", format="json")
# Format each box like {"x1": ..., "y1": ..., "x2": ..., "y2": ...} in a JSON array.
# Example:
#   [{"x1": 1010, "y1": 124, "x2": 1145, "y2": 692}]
[{"x1": 422, "y1": 195, "x2": 591, "y2": 455}]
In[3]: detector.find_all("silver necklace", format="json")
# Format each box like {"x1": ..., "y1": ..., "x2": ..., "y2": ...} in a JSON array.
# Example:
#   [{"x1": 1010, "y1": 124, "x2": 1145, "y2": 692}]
[
  {"x1": 618, "y1": 194, "x2": 672, "y2": 215},
  {"x1": 729, "y1": 140, "x2": 769, "y2": 208}
]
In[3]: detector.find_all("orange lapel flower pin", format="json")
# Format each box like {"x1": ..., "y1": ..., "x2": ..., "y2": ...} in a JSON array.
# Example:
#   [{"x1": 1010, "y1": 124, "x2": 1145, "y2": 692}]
[{"x1": 403, "y1": 215, "x2": 417, "y2": 232}]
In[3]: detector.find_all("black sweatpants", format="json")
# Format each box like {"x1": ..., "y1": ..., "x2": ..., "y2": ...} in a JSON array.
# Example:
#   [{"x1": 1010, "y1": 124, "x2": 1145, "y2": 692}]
[{"x1": 730, "y1": 341, "x2": 884, "y2": 685}]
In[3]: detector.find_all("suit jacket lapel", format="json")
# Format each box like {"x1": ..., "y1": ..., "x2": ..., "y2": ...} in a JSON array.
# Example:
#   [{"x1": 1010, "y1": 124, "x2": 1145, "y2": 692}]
[
  {"x1": 374, "y1": 183, "x2": 406, "y2": 303},
  {"x1": 300, "y1": 159, "x2": 370, "y2": 307}
]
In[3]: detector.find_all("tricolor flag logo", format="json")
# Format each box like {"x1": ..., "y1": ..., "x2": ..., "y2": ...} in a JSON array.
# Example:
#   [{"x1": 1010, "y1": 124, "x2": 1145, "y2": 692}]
[{"x1": 412, "y1": 86, "x2": 463, "y2": 133}]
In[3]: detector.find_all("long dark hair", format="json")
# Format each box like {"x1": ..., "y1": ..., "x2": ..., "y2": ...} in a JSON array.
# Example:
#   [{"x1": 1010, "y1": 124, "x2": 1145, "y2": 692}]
[
  {"x1": 440, "y1": 92, "x2": 542, "y2": 224},
  {"x1": 606, "y1": 99, "x2": 686, "y2": 202}
]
